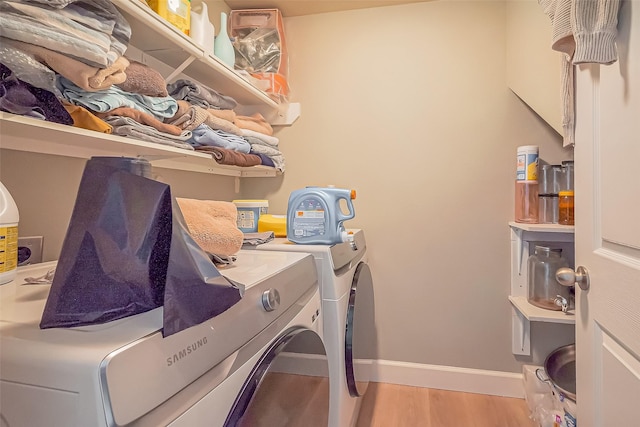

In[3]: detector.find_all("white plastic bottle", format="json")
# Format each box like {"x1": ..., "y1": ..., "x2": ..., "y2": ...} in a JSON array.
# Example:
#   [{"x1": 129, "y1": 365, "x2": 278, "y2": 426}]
[
  {"x1": 190, "y1": 2, "x2": 215, "y2": 55},
  {"x1": 0, "y1": 181, "x2": 19, "y2": 284}
]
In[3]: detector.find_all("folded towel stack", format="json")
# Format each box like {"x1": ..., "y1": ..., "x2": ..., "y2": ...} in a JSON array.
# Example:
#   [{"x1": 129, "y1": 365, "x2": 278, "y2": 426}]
[{"x1": 176, "y1": 198, "x2": 244, "y2": 256}]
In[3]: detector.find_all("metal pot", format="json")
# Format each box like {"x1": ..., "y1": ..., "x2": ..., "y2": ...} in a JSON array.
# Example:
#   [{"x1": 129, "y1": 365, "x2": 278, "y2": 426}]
[{"x1": 537, "y1": 343, "x2": 576, "y2": 402}]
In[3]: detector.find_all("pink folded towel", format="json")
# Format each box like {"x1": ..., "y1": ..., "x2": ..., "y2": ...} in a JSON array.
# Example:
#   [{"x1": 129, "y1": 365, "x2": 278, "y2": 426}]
[
  {"x1": 176, "y1": 198, "x2": 243, "y2": 256},
  {"x1": 234, "y1": 112, "x2": 273, "y2": 135}
]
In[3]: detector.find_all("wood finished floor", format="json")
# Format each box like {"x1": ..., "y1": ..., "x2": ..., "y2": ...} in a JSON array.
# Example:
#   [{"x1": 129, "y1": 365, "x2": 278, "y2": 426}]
[
  {"x1": 243, "y1": 373, "x2": 536, "y2": 427},
  {"x1": 357, "y1": 382, "x2": 537, "y2": 427}
]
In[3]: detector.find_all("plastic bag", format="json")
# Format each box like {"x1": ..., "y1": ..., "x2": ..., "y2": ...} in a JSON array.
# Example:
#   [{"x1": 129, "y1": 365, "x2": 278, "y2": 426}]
[
  {"x1": 40, "y1": 157, "x2": 242, "y2": 337},
  {"x1": 230, "y1": 9, "x2": 289, "y2": 102},
  {"x1": 523, "y1": 365, "x2": 577, "y2": 427},
  {"x1": 233, "y1": 27, "x2": 281, "y2": 73}
]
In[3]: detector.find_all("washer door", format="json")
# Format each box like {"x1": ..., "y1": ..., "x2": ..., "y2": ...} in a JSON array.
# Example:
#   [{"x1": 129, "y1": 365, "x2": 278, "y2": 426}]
[
  {"x1": 225, "y1": 329, "x2": 329, "y2": 427},
  {"x1": 345, "y1": 262, "x2": 374, "y2": 397}
]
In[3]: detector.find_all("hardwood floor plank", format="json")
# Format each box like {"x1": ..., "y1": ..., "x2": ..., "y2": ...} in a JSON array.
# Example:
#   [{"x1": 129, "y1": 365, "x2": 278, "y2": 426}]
[
  {"x1": 429, "y1": 388, "x2": 483, "y2": 427},
  {"x1": 237, "y1": 374, "x2": 535, "y2": 427},
  {"x1": 357, "y1": 383, "x2": 432, "y2": 427},
  {"x1": 358, "y1": 383, "x2": 537, "y2": 427},
  {"x1": 239, "y1": 373, "x2": 329, "y2": 427},
  {"x1": 484, "y1": 393, "x2": 537, "y2": 427}
]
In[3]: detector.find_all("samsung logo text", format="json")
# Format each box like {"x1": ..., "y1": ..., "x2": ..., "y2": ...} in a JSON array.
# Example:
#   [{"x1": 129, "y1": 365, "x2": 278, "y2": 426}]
[{"x1": 167, "y1": 337, "x2": 208, "y2": 366}]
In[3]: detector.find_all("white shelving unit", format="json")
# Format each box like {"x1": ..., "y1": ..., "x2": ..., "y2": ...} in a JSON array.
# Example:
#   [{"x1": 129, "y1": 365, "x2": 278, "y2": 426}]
[
  {"x1": 509, "y1": 221, "x2": 575, "y2": 355},
  {"x1": 508, "y1": 296, "x2": 575, "y2": 324},
  {"x1": 0, "y1": 112, "x2": 276, "y2": 179},
  {"x1": 111, "y1": 0, "x2": 300, "y2": 125},
  {"x1": 1, "y1": 0, "x2": 299, "y2": 183}
]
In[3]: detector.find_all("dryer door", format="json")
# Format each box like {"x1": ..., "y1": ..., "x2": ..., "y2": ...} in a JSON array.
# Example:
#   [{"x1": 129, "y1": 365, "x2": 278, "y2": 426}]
[
  {"x1": 345, "y1": 262, "x2": 375, "y2": 397},
  {"x1": 225, "y1": 329, "x2": 329, "y2": 427}
]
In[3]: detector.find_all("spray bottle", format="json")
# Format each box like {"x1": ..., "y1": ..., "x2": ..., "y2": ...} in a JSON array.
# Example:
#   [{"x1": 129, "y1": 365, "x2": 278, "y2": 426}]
[{"x1": 287, "y1": 186, "x2": 356, "y2": 245}]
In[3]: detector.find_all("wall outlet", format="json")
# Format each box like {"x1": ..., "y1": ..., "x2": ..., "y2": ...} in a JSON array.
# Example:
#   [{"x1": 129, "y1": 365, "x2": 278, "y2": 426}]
[{"x1": 18, "y1": 236, "x2": 43, "y2": 266}]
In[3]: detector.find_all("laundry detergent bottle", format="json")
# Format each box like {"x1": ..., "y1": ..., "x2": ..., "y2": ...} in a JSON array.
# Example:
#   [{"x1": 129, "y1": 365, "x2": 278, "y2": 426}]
[
  {"x1": 0, "y1": 181, "x2": 19, "y2": 285},
  {"x1": 287, "y1": 186, "x2": 356, "y2": 245}
]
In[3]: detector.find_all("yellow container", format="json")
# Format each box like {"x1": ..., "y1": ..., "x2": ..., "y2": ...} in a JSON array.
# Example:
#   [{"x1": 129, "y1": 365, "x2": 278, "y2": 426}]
[
  {"x1": 147, "y1": 0, "x2": 191, "y2": 36},
  {"x1": 258, "y1": 214, "x2": 287, "y2": 237}
]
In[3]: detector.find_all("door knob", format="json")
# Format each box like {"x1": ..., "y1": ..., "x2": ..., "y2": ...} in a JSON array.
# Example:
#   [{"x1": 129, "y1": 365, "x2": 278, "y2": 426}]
[{"x1": 556, "y1": 266, "x2": 590, "y2": 290}]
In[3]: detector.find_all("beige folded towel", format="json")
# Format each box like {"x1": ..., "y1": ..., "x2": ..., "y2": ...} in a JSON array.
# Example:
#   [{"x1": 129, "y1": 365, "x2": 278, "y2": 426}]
[
  {"x1": 167, "y1": 101, "x2": 242, "y2": 135},
  {"x1": 176, "y1": 198, "x2": 243, "y2": 256},
  {"x1": 234, "y1": 112, "x2": 273, "y2": 135},
  {"x1": 205, "y1": 109, "x2": 243, "y2": 135},
  {"x1": 2, "y1": 38, "x2": 128, "y2": 91},
  {"x1": 207, "y1": 108, "x2": 236, "y2": 122}
]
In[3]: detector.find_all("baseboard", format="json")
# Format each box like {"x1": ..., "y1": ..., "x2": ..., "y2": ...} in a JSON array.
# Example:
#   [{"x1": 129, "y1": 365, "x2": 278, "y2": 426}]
[
  {"x1": 275, "y1": 352, "x2": 525, "y2": 399},
  {"x1": 369, "y1": 359, "x2": 525, "y2": 399}
]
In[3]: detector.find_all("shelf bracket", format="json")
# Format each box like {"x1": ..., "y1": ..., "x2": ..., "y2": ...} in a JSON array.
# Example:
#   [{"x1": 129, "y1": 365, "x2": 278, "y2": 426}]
[
  {"x1": 164, "y1": 55, "x2": 197, "y2": 84},
  {"x1": 515, "y1": 228, "x2": 526, "y2": 276},
  {"x1": 234, "y1": 177, "x2": 240, "y2": 193},
  {"x1": 511, "y1": 307, "x2": 531, "y2": 356}
]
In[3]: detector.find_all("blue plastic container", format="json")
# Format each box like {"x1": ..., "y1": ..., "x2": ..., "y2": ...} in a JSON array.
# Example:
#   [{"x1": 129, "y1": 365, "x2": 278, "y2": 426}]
[{"x1": 286, "y1": 186, "x2": 356, "y2": 245}]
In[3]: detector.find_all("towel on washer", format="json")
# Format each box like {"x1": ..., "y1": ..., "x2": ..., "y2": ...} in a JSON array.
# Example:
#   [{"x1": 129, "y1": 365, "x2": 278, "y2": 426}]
[
  {"x1": 176, "y1": 198, "x2": 243, "y2": 256},
  {"x1": 241, "y1": 231, "x2": 275, "y2": 246}
]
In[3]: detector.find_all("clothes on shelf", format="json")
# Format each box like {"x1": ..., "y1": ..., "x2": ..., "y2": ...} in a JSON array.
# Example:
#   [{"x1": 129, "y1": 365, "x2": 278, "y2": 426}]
[{"x1": 0, "y1": 0, "x2": 286, "y2": 172}]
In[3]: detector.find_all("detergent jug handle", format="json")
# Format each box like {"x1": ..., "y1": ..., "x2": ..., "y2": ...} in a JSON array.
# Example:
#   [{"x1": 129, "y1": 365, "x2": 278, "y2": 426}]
[{"x1": 336, "y1": 190, "x2": 356, "y2": 222}]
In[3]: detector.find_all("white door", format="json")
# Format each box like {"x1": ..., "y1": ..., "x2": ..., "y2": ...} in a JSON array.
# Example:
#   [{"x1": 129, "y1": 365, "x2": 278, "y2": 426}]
[{"x1": 573, "y1": 3, "x2": 640, "y2": 426}]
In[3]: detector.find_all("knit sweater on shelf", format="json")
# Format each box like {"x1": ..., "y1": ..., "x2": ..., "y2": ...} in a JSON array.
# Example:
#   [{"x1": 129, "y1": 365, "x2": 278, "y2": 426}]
[{"x1": 539, "y1": 0, "x2": 621, "y2": 146}]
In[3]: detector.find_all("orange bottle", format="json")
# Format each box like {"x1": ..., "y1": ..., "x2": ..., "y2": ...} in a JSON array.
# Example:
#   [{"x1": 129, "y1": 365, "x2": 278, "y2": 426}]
[{"x1": 558, "y1": 191, "x2": 575, "y2": 225}]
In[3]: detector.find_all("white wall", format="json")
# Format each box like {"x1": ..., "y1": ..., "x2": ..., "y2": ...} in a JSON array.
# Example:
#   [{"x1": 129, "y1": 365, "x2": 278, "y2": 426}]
[{"x1": 243, "y1": 1, "x2": 574, "y2": 372}]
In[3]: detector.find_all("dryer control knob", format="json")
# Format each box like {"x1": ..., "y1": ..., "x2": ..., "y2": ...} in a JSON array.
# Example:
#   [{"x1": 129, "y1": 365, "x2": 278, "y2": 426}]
[{"x1": 261, "y1": 288, "x2": 281, "y2": 312}]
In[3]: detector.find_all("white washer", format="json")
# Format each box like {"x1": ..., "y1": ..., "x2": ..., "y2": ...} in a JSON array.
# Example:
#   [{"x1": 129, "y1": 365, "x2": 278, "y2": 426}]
[
  {"x1": 0, "y1": 250, "x2": 327, "y2": 427},
  {"x1": 252, "y1": 229, "x2": 375, "y2": 427}
]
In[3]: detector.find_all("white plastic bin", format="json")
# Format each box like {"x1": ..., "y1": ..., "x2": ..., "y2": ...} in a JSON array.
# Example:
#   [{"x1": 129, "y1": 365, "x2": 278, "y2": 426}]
[{"x1": 233, "y1": 200, "x2": 268, "y2": 233}]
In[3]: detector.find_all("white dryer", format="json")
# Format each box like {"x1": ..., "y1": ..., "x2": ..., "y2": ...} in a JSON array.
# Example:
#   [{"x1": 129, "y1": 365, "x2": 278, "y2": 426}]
[
  {"x1": 252, "y1": 229, "x2": 375, "y2": 427},
  {"x1": 0, "y1": 250, "x2": 329, "y2": 427}
]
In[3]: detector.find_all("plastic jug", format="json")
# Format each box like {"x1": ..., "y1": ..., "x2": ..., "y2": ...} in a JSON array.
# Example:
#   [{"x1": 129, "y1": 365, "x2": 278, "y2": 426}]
[
  {"x1": 0, "y1": 181, "x2": 19, "y2": 285},
  {"x1": 287, "y1": 186, "x2": 356, "y2": 245},
  {"x1": 190, "y1": 3, "x2": 215, "y2": 55}
]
